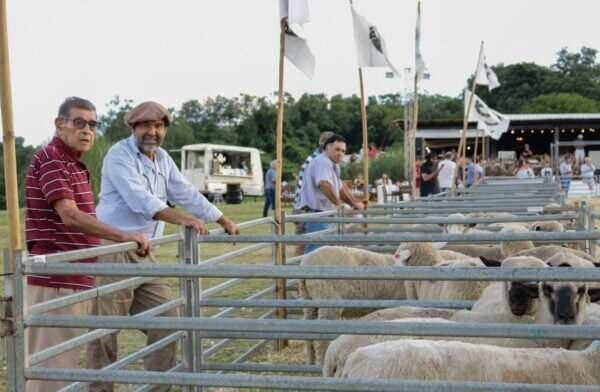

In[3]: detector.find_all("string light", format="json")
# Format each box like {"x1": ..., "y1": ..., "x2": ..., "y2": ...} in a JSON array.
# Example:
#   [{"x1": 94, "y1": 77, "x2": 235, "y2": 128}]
[
  {"x1": 581, "y1": 129, "x2": 585, "y2": 133},
  {"x1": 551, "y1": 129, "x2": 555, "y2": 133},
  {"x1": 510, "y1": 130, "x2": 515, "y2": 134},
  {"x1": 561, "y1": 129, "x2": 565, "y2": 133},
  {"x1": 571, "y1": 129, "x2": 575, "y2": 133},
  {"x1": 521, "y1": 130, "x2": 525, "y2": 134},
  {"x1": 530, "y1": 130, "x2": 534, "y2": 133},
  {"x1": 541, "y1": 130, "x2": 544, "y2": 134}
]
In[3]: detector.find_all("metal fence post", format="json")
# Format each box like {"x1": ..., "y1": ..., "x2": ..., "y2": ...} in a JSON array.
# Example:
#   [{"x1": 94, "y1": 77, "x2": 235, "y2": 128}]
[
  {"x1": 589, "y1": 208, "x2": 596, "y2": 259},
  {"x1": 578, "y1": 201, "x2": 587, "y2": 251},
  {"x1": 12, "y1": 250, "x2": 27, "y2": 391},
  {"x1": 274, "y1": 215, "x2": 287, "y2": 351},
  {"x1": 191, "y1": 231, "x2": 203, "y2": 392},
  {"x1": 181, "y1": 227, "x2": 195, "y2": 391},
  {"x1": 4, "y1": 248, "x2": 16, "y2": 390}
]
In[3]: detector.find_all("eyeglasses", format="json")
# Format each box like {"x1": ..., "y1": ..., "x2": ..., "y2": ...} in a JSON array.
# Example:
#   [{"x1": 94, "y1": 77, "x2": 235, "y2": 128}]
[{"x1": 62, "y1": 117, "x2": 100, "y2": 131}]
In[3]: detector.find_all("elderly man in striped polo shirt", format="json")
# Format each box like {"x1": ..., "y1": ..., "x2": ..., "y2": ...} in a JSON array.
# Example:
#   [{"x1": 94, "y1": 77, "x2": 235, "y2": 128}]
[{"x1": 25, "y1": 97, "x2": 150, "y2": 392}]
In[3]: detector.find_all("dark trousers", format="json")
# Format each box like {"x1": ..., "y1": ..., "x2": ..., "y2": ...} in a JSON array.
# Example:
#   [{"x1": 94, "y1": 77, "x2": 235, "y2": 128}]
[{"x1": 263, "y1": 188, "x2": 275, "y2": 217}]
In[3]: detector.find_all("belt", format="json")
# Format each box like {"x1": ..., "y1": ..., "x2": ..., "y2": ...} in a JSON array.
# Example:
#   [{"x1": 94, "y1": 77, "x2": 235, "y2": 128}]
[{"x1": 302, "y1": 207, "x2": 323, "y2": 213}]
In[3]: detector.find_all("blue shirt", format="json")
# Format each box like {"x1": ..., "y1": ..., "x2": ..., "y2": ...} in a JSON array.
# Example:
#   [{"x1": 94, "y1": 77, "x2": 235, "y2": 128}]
[
  {"x1": 466, "y1": 162, "x2": 476, "y2": 186},
  {"x1": 265, "y1": 167, "x2": 276, "y2": 190},
  {"x1": 97, "y1": 136, "x2": 223, "y2": 239},
  {"x1": 294, "y1": 148, "x2": 321, "y2": 208}
]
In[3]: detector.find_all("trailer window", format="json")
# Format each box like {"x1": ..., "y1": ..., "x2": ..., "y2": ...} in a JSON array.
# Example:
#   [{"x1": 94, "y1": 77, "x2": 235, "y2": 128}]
[
  {"x1": 186, "y1": 151, "x2": 204, "y2": 170},
  {"x1": 211, "y1": 151, "x2": 252, "y2": 176}
]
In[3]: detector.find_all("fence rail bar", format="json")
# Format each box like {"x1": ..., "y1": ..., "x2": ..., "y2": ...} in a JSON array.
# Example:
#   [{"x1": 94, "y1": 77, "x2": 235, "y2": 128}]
[
  {"x1": 26, "y1": 368, "x2": 599, "y2": 392},
  {"x1": 286, "y1": 214, "x2": 577, "y2": 225},
  {"x1": 200, "y1": 242, "x2": 272, "y2": 266},
  {"x1": 200, "y1": 298, "x2": 474, "y2": 309},
  {"x1": 24, "y1": 264, "x2": 600, "y2": 282},
  {"x1": 131, "y1": 364, "x2": 185, "y2": 392},
  {"x1": 201, "y1": 362, "x2": 322, "y2": 373},
  {"x1": 26, "y1": 316, "x2": 600, "y2": 340},
  {"x1": 28, "y1": 276, "x2": 155, "y2": 315}
]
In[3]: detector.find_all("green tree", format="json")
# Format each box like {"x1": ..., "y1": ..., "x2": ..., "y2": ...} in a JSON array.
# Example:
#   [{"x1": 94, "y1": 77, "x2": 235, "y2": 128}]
[
  {"x1": 99, "y1": 96, "x2": 133, "y2": 142},
  {"x1": 522, "y1": 92, "x2": 599, "y2": 113}
]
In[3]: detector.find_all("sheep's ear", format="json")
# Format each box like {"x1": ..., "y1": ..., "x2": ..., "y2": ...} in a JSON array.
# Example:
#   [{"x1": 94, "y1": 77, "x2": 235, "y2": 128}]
[
  {"x1": 532, "y1": 223, "x2": 542, "y2": 231},
  {"x1": 431, "y1": 242, "x2": 447, "y2": 250},
  {"x1": 479, "y1": 256, "x2": 502, "y2": 267},
  {"x1": 513, "y1": 282, "x2": 540, "y2": 298},
  {"x1": 588, "y1": 288, "x2": 600, "y2": 303},
  {"x1": 593, "y1": 262, "x2": 600, "y2": 268},
  {"x1": 393, "y1": 249, "x2": 411, "y2": 265},
  {"x1": 468, "y1": 223, "x2": 477, "y2": 228}
]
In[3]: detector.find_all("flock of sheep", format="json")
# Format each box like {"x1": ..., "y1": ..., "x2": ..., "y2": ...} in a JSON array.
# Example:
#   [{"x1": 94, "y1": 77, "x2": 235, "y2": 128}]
[{"x1": 297, "y1": 206, "x2": 600, "y2": 386}]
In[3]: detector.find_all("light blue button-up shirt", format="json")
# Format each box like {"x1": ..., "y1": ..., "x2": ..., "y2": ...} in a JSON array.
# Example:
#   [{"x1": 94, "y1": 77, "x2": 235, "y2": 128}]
[{"x1": 97, "y1": 136, "x2": 223, "y2": 239}]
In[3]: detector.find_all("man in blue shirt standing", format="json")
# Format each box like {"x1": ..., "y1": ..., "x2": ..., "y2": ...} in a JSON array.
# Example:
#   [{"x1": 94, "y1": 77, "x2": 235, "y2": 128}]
[
  {"x1": 263, "y1": 160, "x2": 277, "y2": 217},
  {"x1": 88, "y1": 101, "x2": 239, "y2": 392}
]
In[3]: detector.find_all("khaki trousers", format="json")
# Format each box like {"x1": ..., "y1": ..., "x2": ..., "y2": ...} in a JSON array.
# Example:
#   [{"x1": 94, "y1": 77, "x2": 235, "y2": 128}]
[
  {"x1": 27, "y1": 285, "x2": 91, "y2": 392},
  {"x1": 87, "y1": 246, "x2": 178, "y2": 392}
]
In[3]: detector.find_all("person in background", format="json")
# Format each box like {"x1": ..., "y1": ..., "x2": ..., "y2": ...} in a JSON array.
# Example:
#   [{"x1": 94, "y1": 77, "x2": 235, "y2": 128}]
[
  {"x1": 464, "y1": 156, "x2": 479, "y2": 187},
  {"x1": 581, "y1": 157, "x2": 596, "y2": 191},
  {"x1": 353, "y1": 173, "x2": 365, "y2": 191},
  {"x1": 521, "y1": 143, "x2": 534, "y2": 160},
  {"x1": 515, "y1": 160, "x2": 534, "y2": 178},
  {"x1": 239, "y1": 158, "x2": 249, "y2": 175},
  {"x1": 297, "y1": 134, "x2": 364, "y2": 253},
  {"x1": 292, "y1": 131, "x2": 334, "y2": 256},
  {"x1": 540, "y1": 161, "x2": 553, "y2": 177},
  {"x1": 368, "y1": 142, "x2": 378, "y2": 160},
  {"x1": 437, "y1": 152, "x2": 456, "y2": 193},
  {"x1": 88, "y1": 101, "x2": 239, "y2": 392},
  {"x1": 414, "y1": 156, "x2": 424, "y2": 194},
  {"x1": 25, "y1": 97, "x2": 150, "y2": 392},
  {"x1": 420, "y1": 153, "x2": 441, "y2": 197},
  {"x1": 263, "y1": 160, "x2": 277, "y2": 217},
  {"x1": 560, "y1": 154, "x2": 574, "y2": 196},
  {"x1": 574, "y1": 134, "x2": 586, "y2": 165}
]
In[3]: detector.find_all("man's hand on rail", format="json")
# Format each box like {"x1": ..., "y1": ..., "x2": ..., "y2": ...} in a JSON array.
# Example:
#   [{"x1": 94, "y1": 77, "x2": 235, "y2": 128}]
[
  {"x1": 217, "y1": 216, "x2": 241, "y2": 235},
  {"x1": 183, "y1": 217, "x2": 210, "y2": 235},
  {"x1": 126, "y1": 232, "x2": 150, "y2": 256}
]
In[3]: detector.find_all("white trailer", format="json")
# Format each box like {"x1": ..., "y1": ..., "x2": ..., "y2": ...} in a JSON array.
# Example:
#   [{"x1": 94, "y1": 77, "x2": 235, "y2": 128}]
[{"x1": 180, "y1": 144, "x2": 264, "y2": 199}]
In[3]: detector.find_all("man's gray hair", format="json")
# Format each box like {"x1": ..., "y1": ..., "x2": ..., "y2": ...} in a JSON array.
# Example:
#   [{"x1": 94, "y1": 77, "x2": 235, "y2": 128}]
[
  {"x1": 319, "y1": 131, "x2": 335, "y2": 148},
  {"x1": 58, "y1": 97, "x2": 96, "y2": 118},
  {"x1": 271, "y1": 159, "x2": 278, "y2": 167}
]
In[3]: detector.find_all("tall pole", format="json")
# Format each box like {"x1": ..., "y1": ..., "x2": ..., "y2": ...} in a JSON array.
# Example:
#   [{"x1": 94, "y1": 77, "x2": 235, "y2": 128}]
[
  {"x1": 358, "y1": 68, "x2": 369, "y2": 205},
  {"x1": 0, "y1": 0, "x2": 21, "y2": 272},
  {"x1": 451, "y1": 41, "x2": 484, "y2": 196},
  {"x1": 473, "y1": 127, "x2": 480, "y2": 162},
  {"x1": 410, "y1": 72, "x2": 419, "y2": 200},
  {"x1": 274, "y1": 18, "x2": 287, "y2": 349},
  {"x1": 482, "y1": 129, "x2": 486, "y2": 162}
]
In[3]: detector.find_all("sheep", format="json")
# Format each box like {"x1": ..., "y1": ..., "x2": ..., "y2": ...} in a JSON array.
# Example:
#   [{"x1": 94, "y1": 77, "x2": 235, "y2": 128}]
[
  {"x1": 393, "y1": 242, "x2": 490, "y2": 302},
  {"x1": 471, "y1": 256, "x2": 547, "y2": 317},
  {"x1": 299, "y1": 246, "x2": 406, "y2": 365},
  {"x1": 323, "y1": 317, "x2": 454, "y2": 377},
  {"x1": 499, "y1": 224, "x2": 535, "y2": 257},
  {"x1": 442, "y1": 244, "x2": 504, "y2": 260},
  {"x1": 342, "y1": 339, "x2": 600, "y2": 385},
  {"x1": 570, "y1": 303, "x2": 600, "y2": 350},
  {"x1": 531, "y1": 220, "x2": 565, "y2": 232},
  {"x1": 358, "y1": 306, "x2": 458, "y2": 322},
  {"x1": 514, "y1": 245, "x2": 594, "y2": 263},
  {"x1": 324, "y1": 253, "x2": 600, "y2": 377}
]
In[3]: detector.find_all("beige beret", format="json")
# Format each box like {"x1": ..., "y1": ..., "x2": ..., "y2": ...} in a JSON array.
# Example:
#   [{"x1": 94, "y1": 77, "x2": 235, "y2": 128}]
[{"x1": 124, "y1": 101, "x2": 173, "y2": 128}]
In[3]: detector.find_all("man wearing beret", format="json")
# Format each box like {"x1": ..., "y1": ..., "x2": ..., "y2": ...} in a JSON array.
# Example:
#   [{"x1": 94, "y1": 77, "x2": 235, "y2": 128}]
[{"x1": 88, "y1": 101, "x2": 239, "y2": 392}]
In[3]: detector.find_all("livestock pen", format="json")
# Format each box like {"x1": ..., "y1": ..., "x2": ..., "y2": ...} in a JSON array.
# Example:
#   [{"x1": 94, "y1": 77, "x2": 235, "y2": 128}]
[{"x1": 4, "y1": 177, "x2": 600, "y2": 391}]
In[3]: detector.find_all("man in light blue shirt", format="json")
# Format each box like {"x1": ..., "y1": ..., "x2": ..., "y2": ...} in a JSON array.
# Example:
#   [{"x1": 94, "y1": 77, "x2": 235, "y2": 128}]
[
  {"x1": 89, "y1": 101, "x2": 239, "y2": 392},
  {"x1": 298, "y1": 134, "x2": 364, "y2": 253}
]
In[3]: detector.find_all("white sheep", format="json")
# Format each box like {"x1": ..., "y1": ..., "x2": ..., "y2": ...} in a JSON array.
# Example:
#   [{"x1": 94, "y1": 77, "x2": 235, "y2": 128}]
[
  {"x1": 393, "y1": 242, "x2": 490, "y2": 302},
  {"x1": 323, "y1": 317, "x2": 454, "y2": 377},
  {"x1": 342, "y1": 338, "x2": 600, "y2": 385},
  {"x1": 499, "y1": 224, "x2": 535, "y2": 257},
  {"x1": 299, "y1": 246, "x2": 406, "y2": 365},
  {"x1": 514, "y1": 245, "x2": 594, "y2": 263}
]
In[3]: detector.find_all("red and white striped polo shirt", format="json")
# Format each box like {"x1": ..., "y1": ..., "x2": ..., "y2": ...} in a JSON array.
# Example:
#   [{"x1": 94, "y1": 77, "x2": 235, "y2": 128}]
[{"x1": 25, "y1": 136, "x2": 100, "y2": 290}]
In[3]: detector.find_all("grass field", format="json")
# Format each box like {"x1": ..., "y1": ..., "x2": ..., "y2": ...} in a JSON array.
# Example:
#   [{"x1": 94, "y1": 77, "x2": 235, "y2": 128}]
[{"x1": 0, "y1": 198, "x2": 304, "y2": 392}]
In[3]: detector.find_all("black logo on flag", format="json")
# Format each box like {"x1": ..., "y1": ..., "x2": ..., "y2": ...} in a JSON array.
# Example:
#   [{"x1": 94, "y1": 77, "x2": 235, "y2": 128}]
[{"x1": 368, "y1": 26, "x2": 383, "y2": 54}]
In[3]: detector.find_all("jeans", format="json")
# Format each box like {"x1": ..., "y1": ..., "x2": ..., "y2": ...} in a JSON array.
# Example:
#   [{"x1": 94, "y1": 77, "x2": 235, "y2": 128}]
[
  {"x1": 561, "y1": 177, "x2": 572, "y2": 195},
  {"x1": 263, "y1": 188, "x2": 275, "y2": 217},
  {"x1": 304, "y1": 221, "x2": 335, "y2": 254}
]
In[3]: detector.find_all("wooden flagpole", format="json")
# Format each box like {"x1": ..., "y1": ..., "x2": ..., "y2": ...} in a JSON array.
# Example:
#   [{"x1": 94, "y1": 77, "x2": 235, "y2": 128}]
[
  {"x1": 482, "y1": 129, "x2": 487, "y2": 162},
  {"x1": 358, "y1": 68, "x2": 369, "y2": 205},
  {"x1": 0, "y1": 0, "x2": 21, "y2": 272},
  {"x1": 473, "y1": 127, "x2": 480, "y2": 162},
  {"x1": 275, "y1": 17, "x2": 287, "y2": 349},
  {"x1": 410, "y1": 70, "x2": 419, "y2": 200},
  {"x1": 451, "y1": 41, "x2": 484, "y2": 196}
]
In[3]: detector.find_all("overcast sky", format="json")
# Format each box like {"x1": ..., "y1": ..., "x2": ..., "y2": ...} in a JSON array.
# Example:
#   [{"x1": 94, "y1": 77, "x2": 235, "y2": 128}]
[{"x1": 4, "y1": 0, "x2": 600, "y2": 145}]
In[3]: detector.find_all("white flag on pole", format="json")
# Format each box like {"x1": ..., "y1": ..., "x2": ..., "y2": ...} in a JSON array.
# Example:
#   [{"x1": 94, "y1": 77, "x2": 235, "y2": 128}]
[
  {"x1": 464, "y1": 90, "x2": 510, "y2": 140},
  {"x1": 350, "y1": 5, "x2": 400, "y2": 76},
  {"x1": 415, "y1": 2, "x2": 426, "y2": 82},
  {"x1": 279, "y1": 0, "x2": 315, "y2": 79},
  {"x1": 475, "y1": 44, "x2": 500, "y2": 90}
]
